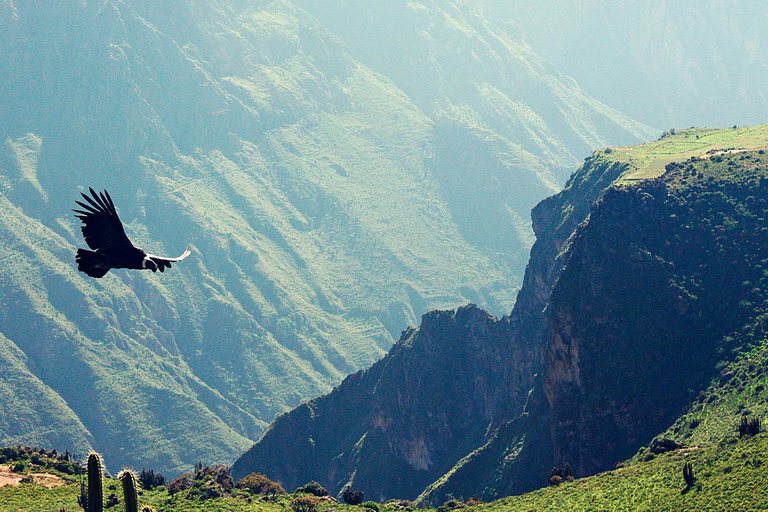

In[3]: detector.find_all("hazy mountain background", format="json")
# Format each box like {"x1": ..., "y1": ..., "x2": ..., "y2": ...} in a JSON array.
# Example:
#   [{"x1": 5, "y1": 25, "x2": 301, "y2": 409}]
[
  {"x1": 0, "y1": 0, "x2": 653, "y2": 474},
  {"x1": 480, "y1": 0, "x2": 768, "y2": 129}
]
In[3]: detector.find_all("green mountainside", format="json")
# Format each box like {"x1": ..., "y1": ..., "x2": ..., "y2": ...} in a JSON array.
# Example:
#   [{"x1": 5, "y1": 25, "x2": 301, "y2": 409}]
[
  {"x1": 234, "y1": 125, "x2": 768, "y2": 506},
  {"x1": 0, "y1": 0, "x2": 651, "y2": 474}
]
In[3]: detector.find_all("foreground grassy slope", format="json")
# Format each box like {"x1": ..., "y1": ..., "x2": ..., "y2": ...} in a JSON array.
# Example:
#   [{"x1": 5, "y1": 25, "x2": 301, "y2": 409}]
[
  {"x1": 479, "y1": 433, "x2": 768, "y2": 511},
  {"x1": 3, "y1": 435, "x2": 767, "y2": 511}
]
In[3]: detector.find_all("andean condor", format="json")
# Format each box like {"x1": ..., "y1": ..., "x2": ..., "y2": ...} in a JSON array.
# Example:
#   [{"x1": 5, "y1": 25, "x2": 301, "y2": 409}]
[{"x1": 73, "y1": 188, "x2": 190, "y2": 278}]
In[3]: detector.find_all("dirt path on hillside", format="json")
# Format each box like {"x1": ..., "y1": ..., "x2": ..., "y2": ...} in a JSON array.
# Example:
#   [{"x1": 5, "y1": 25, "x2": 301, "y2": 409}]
[{"x1": 0, "y1": 464, "x2": 67, "y2": 488}]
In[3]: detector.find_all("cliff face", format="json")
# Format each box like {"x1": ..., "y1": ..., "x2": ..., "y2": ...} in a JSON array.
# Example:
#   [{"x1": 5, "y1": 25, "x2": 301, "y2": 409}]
[
  {"x1": 422, "y1": 143, "x2": 768, "y2": 502},
  {"x1": 544, "y1": 154, "x2": 768, "y2": 476},
  {"x1": 231, "y1": 149, "x2": 624, "y2": 499},
  {"x1": 232, "y1": 305, "x2": 528, "y2": 499}
]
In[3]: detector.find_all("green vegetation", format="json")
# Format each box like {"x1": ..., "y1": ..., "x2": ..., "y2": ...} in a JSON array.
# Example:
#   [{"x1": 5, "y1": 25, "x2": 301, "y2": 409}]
[
  {"x1": 604, "y1": 124, "x2": 768, "y2": 180},
  {"x1": 3, "y1": 437, "x2": 768, "y2": 511},
  {"x1": 471, "y1": 433, "x2": 768, "y2": 511}
]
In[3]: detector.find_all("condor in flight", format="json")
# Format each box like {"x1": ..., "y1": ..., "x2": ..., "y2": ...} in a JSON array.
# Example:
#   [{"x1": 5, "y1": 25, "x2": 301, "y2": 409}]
[{"x1": 74, "y1": 188, "x2": 190, "y2": 278}]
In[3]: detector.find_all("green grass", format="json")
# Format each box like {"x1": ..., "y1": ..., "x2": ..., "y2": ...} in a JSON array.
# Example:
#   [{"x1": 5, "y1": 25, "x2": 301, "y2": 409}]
[
  {"x1": 604, "y1": 124, "x2": 768, "y2": 180},
  {"x1": 0, "y1": 479, "x2": 414, "y2": 512},
  {"x1": 5, "y1": 434, "x2": 768, "y2": 511},
  {"x1": 476, "y1": 434, "x2": 768, "y2": 511}
]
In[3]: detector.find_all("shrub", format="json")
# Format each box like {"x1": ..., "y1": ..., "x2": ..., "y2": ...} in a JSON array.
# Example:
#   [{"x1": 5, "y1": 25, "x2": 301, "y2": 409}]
[
  {"x1": 20, "y1": 475, "x2": 34, "y2": 484},
  {"x1": 437, "y1": 498, "x2": 466, "y2": 511},
  {"x1": 295, "y1": 480, "x2": 328, "y2": 496},
  {"x1": 12, "y1": 461, "x2": 26, "y2": 473},
  {"x1": 290, "y1": 495, "x2": 319, "y2": 512},
  {"x1": 342, "y1": 486, "x2": 365, "y2": 505},
  {"x1": 361, "y1": 501, "x2": 381, "y2": 511},
  {"x1": 236, "y1": 473, "x2": 286, "y2": 496},
  {"x1": 650, "y1": 437, "x2": 682, "y2": 454},
  {"x1": 387, "y1": 499, "x2": 416, "y2": 510},
  {"x1": 549, "y1": 475, "x2": 563, "y2": 486},
  {"x1": 166, "y1": 473, "x2": 193, "y2": 496}
]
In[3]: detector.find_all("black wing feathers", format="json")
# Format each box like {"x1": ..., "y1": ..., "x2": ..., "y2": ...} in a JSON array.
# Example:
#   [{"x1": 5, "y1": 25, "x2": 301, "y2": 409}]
[{"x1": 73, "y1": 188, "x2": 134, "y2": 252}]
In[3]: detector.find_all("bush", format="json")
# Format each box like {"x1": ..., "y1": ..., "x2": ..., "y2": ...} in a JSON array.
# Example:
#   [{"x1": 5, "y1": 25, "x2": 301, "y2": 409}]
[
  {"x1": 291, "y1": 495, "x2": 319, "y2": 512},
  {"x1": 295, "y1": 480, "x2": 328, "y2": 496},
  {"x1": 166, "y1": 473, "x2": 193, "y2": 496},
  {"x1": 12, "y1": 461, "x2": 26, "y2": 474},
  {"x1": 387, "y1": 499, "x2": 416, "y2": 510},
  {"x1": 236, "y1": 473, "x2": 286, "y2": 496},
  {"x1": 548, "y1": 475, "x2": 563, "y2": 486},
  {"x1": 342, "y1": 486, "x2": 365, "y2": 505},
  {"x1": 437, "y1": 499, "x2": 466, "y2": 511},
  {"x1": 649, "y1": 437, "x2": 682, "y2": 454},
  {"x1": 361, "y1": 501, "x2": 380, "y2": 511}
]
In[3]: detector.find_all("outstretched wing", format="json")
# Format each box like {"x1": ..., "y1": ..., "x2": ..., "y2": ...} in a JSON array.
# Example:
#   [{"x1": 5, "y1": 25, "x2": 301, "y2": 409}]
[
  {"x1": 147, "y1": 247, "x2": 191, "y2": 273},
  {"x1": 73, "y1": 188, "x2": 134, "y2": 252}
]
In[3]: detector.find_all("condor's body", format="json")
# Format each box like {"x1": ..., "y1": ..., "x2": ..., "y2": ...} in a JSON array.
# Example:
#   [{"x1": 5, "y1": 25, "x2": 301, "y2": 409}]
[{"x1": 73, "y1": 188, "x2": 190, "y2": 278}]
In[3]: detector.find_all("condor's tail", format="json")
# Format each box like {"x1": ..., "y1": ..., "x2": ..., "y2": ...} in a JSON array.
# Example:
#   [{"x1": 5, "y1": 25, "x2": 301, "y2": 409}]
[{"x1": 76, "y1": 249, "x2": 110, "y2": 278}]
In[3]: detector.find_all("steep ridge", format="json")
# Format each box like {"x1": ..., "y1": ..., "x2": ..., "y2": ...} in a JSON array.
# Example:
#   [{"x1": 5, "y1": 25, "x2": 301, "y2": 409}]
[
  {"x1": 420, "y1": 126, "x2": 768, "y2": 502},
  {"x1": 232, "y1": 305, "x2": 529, "y2": 500},
  {"x1": 233, "y1": 126, "x2": 768, "y2": 502},
  {"x1": 0, "y1": 0, "x2": 652, "y2": 474},
  {"x1": 231, "y1": 123, "x2": 644, "y2": 500}
]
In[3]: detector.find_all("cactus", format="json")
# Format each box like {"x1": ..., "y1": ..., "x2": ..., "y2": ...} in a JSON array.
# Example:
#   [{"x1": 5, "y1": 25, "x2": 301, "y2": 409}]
[
  {"x1": 86, "y1": 452, "x2": 104, "y2": 512},
  {"x1": 739, "y1": 415, "x2": 761, "y2": 437},
  {"x1": 118, "y1": 470, "x2": 140, "y2": 512},
  {"x1": 682, "y1": 461, "x2": 695, "y2": 489}
]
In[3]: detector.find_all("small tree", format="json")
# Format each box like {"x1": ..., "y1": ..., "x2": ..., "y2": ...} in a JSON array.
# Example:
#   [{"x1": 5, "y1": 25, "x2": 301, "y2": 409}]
[
  {"x1": 563, "y1": 462, "x2": 575, "y2": 482},
  {"x1": 295, "y1": 480, "x2": 328, "y2": 496},
  {"x1": 236, "y1": 473, "x2": 286, "y2": 496},
  {"x1": 138, "y1": 468, "x2": 165, "y2": 490},
  {"x1": 739, "y1": 415, "x2": 761, "y2": 437},
  {"x1": 291, "y1": 495, "x2": 319, "y2": 512},
  {"x1": 342, "y1": 486, "x2": 365, "y2": 505}
]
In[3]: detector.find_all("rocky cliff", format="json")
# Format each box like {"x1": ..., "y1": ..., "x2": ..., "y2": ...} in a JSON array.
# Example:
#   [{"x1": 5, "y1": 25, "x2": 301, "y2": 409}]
[
  {"x1": 420, "y1": 129, "x2": 768, "y2": 502},
  {"x1": 232, "y1": 305, "x2": 526, "y2": 499},
  {"x1": 231, "y1": 131, "x2": 635, "y2": 499}
]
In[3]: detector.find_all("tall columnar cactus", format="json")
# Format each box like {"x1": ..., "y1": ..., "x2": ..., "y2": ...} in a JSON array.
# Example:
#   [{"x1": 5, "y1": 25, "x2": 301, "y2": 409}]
[
  {"x1": 682, "y1": 461, "x2": 695, "y2": 489},
  {"x1": 118, "y1": 470, "x2": 140, "y2": 512},
  {"x1": 86, "y1": 452, "x2": 104, "y2": 512}
]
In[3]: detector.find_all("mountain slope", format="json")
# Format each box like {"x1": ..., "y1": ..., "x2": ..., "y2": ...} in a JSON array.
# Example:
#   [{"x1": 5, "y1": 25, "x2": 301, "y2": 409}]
[
  {"x1": 293, "y1": 0, "x2": 655, "y2": 260},
  {"x1": 421, "y1": 126, "x2": 768, "y2": 502},
  {"x1": 233, "y1": 125, "x2": 768, "y2": 503},
  {"x1": 232, "y1": 304, "x2": 534, "y2": 500},
  {"x1": 0, "y1": 0, "x2": 651, "y2": 474}
]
